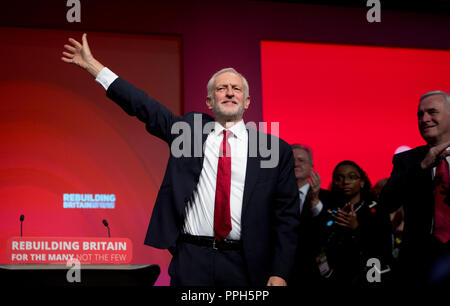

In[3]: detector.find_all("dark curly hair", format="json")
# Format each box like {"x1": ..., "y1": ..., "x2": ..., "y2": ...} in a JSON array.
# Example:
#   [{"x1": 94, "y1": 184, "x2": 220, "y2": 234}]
[{"x1": 331, "y1": 160, "x2": 374, "y2": 202}]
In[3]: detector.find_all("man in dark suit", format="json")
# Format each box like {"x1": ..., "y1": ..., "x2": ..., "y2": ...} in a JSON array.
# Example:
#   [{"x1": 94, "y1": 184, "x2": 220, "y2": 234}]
[
  {"x1": 61, "y1": 34, "x2": 300, "y2": 286},
  {"x1": 380, "y1": 90, "x2": 450, "y2": 285},
  {"x1": 290, "y1": 144, "x2": 324, "y2": 219},
  {"x1": 289, "y1": 144, "x2": 330, "y2": 286}
]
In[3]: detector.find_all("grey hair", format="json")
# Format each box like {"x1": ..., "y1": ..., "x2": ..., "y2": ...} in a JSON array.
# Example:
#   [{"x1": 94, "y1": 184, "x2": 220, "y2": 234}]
[
  {"x1": 420, "y1": 90, "x2": 450, "y2": 111},
  {"x1": 291, "y1": 143, "x2": 313, "y2": 165},
  {"x1": 206, "y1": 68, "x2": 250, "y2": 101}
]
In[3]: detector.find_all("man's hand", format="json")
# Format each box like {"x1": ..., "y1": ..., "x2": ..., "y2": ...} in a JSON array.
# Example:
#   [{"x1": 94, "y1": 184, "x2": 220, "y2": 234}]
[
  {"x1": 420, "y1": 141, "x2": 450, "y2": 170},
  {"x1": 61, "y1": 33, "x2": 104, "y2": 78},
  {"x1": 307, "y1": 172, "x2": 321, "y2": 208},
  {"x1": 266, "y1": 276, "x2": 287, "y2": 286}
]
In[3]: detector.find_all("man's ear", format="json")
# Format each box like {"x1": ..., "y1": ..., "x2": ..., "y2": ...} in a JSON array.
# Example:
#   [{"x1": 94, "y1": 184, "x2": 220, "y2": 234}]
[
  {"x1": 206, "y1": 97, "x2": 213, "y2": 110},
  {"x1": 244, "y1": 97, "x2": 250, "y2": 110}
]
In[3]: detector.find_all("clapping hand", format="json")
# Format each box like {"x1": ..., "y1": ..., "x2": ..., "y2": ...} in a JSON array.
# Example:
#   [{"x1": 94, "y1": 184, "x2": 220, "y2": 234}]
[
  {"x1": 421, "y1": 141, "x2": 450, "y2": 170},
  {"x1": 334, "y1": 202, "x2": 359, "y2": 230},
  {"x1": 305, "y1": 172, "x2": 321, "y2": 208}
]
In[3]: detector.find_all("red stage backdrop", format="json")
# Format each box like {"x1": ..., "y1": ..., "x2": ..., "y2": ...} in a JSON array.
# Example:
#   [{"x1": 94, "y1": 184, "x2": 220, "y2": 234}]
[
  {"x1": 4, "y1": 29, "x2": 450, "y2": 286},
  {"x1": 0, "y1": 27, "x2": 181, "y2": 285},
  {"x1": 261, "y1": 41, "x2": 450, "y2": 189}
]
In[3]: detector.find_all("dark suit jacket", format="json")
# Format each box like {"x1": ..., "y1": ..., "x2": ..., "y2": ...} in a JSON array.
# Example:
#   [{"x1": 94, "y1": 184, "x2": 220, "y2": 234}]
[
  {"x1": 380, "y1": 145, "x2": 437, "y2": 280},
  {"x1": 106, "y1": 77, "x2": 300, "y2": 285},
  {"x1": 292, "y1": 189, "x2": 331, "y2": 285}
]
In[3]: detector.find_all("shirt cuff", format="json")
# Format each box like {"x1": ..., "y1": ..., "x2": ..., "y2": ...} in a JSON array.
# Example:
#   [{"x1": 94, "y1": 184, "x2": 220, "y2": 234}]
[
  {"x1": 95, "y1": 67, "x2": 119, "y2": 90},
  {"x1": 311, "y1": 201, "x2": 323, "y2": 217}
]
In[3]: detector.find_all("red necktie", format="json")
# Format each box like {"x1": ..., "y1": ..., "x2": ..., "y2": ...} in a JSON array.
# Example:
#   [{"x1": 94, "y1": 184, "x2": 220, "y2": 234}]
[
  {"x1": 434, "y1": 158, "x2": 450, "y2": 243},
  {"x1": 214, "y1": 130, "x2": 232, "y2": 242}
]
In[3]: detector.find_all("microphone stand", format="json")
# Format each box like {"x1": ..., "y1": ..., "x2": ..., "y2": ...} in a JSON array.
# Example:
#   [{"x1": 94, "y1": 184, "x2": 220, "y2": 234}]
[
  {"x1": 20, "y1": 215, "x2": 24, "y2": 237},
  {"x1": 102, "y1": 219, "x2": 111, "y2": 238}
]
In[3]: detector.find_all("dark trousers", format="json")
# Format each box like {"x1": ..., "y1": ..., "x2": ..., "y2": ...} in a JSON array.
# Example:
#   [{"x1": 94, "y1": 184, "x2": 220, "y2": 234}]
[
  {"x1": 395, "y1": 237, "x2": 449, "y2": 286},
  {"x1": 168, "y1": 240, "x2": 251, "y2": 286},
  {"x1": 428, "y1": 239, "x2": 450, "y2": 285}
]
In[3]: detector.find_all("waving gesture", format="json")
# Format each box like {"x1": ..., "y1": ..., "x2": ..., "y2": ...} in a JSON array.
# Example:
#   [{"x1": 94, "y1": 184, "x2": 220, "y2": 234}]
[{"x1": 61, "y1": 33, "x2": 104, "y2": 77}]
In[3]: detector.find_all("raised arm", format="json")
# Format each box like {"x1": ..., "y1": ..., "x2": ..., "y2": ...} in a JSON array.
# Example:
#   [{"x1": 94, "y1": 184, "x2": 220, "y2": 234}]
[
  {"x1": 61, "y1": 33, "x2": 180, "y2": 144},
  {"x1": 61, "y1": 33, "x2": 104, "y2": 78}
]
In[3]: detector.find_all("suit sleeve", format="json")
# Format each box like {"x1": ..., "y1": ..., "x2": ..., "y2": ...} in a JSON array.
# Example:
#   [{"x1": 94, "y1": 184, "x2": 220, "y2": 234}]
[
  {"x1": 380, "y1": 153, "x2": 430, "y2": 213},
  {"x1": 270, "y1": 143, "x2": 301, "y2": 281},
  {"x1": 106, "y1": 77, "x2": 180, "y2": 144}
]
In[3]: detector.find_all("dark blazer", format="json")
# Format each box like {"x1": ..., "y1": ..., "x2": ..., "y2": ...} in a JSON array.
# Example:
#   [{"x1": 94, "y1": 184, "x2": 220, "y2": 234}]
[
  {"x1": 379, "y1": 145, "x2": 437, "y2": 281},
  {"x1": 292, "y1": 189, "x2": 331, "y2": 286},
  {"x1": 106, "y1": 77, "x2": 300, "y2": 285}
]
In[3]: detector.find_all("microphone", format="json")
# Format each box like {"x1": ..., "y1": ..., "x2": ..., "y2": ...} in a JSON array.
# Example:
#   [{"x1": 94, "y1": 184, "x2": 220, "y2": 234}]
[
  {"x1": 20, "y1": 214, "x2": 24, "y2": 237},
  {"x1": 102, "y1": 219, "x2": 111, "y2": 238}
]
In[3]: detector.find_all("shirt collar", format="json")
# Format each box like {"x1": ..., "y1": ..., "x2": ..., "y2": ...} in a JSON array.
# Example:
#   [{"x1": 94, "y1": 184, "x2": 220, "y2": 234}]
[
  {"x1": 213, "y1": 120, "x2": 247, "y2": 140},
  {"x1": 299, "y1": 183, "x2": 310, "y2": 194}
]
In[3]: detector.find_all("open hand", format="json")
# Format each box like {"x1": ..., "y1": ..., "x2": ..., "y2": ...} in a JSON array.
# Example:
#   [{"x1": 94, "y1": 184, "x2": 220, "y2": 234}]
[
  {"x1": 62, "y1": 33, "x2": 93, "y2": 69},
  {"x1": 61, "y1": 33, "x2": 104, "y2": 77}
]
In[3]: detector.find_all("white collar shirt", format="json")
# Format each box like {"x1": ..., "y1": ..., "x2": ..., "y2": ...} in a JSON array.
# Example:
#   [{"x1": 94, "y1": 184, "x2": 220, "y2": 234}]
[{"x1": 182, "y1": 120, "x2": 248, "y2": 240}]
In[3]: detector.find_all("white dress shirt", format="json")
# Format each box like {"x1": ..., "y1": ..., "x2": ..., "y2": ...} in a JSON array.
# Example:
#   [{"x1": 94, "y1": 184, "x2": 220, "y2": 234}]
[
  {"x1": 95, "y1": 67, "x2": 248, "y2": 240},
  {"x1": 96, "y1": 67, "x2": 118, "y2": 89},
  {"x1": 182, "y1": 121, "x2": 248, "y2": 240}
]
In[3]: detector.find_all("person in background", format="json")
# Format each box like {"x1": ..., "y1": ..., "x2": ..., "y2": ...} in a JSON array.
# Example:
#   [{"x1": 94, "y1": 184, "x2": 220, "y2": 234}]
[
  {"x1": 291, "y1": 144, "x2": 324, "y2": 218},
  {"x1": 301, "y1": 161, "x2": 392, "y2": 287},
  {"x1": 290, "y1": 144, "x2": 329, "y2": 286},
  {"x1": 380, "y1": 90, "x2": 450, "y2": 286}
]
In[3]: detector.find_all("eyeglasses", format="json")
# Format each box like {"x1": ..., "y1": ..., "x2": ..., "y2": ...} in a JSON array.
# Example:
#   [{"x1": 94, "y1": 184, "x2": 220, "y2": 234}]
[{"x1": 333, "y1": 173, "x2": 361, "y2": 183}]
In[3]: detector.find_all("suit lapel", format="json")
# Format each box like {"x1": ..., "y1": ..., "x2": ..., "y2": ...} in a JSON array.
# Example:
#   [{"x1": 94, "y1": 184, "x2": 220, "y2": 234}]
[
  {"x1": 192, "y1": 115, "x2": 214, "y2": 175},
  {"x1": 241, "y1": 130, "x2": 261, "y2": 219}
]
